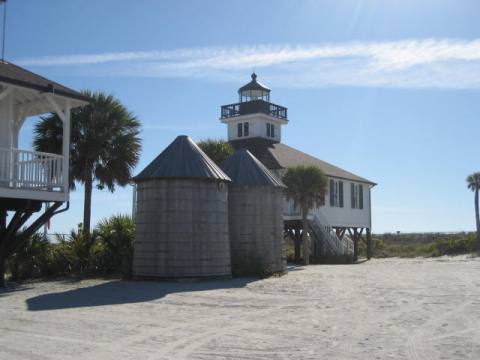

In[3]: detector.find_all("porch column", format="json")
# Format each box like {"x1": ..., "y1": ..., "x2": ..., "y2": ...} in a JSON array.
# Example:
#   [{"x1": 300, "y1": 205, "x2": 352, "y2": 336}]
[
  {"x1": 62, "y1": 101, "x2": 71, "y2": 195},
  {"x1": 0, "y1": 92, "x2": 13, "y2": 185},
  {"x1": 366, "y1": 228, "x2": 372, "y2": 260},
  {"x1": 353, "y1": 228, "x2": 359, "y2": 262}
]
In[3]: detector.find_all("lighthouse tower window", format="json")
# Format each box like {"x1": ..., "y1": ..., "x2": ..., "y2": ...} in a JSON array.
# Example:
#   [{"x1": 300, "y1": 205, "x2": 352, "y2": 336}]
[{"x1": 266, "y1": 123, "x2": 275, "y2": 138}]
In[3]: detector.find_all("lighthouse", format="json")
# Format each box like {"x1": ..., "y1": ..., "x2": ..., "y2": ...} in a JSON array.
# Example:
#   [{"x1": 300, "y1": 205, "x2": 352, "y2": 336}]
[
  {"x1": 219, "y1": 73, "x2": 376, "y2": 261},
  {"x1": 220, "y1": 73, "x2": 288, "y2": 143}
]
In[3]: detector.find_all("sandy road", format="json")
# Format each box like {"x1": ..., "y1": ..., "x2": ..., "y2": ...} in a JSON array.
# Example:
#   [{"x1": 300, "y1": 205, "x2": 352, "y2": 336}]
[{"x1": 1, "y1": 256, "x2": 479, "y2": 359}]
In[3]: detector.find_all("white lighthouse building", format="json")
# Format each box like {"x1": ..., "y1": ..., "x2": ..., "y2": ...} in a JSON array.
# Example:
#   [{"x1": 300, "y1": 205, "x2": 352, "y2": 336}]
[{"x1": 220, "y1": 73, "x2": 376, "y2": 260}]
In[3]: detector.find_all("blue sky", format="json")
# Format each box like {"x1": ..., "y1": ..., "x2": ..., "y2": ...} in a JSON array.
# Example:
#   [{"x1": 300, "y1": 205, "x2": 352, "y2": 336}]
[{"x1": 7, "y1": 0, "x2": 480, "y2": 233}]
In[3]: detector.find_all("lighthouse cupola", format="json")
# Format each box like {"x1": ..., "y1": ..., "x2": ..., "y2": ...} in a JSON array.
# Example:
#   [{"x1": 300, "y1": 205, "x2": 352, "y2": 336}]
[
  {"x1": 238, "y1": 73, "x2": 270, "y2": 102},
  {"x1": 220, "y1": 73, "x2": 288, "y2": 144}
]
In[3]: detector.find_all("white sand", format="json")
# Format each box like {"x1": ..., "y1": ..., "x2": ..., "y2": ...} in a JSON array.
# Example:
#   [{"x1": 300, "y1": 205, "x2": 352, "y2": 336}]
[{"x1": 1, "y1": 256, "x2": 480, "y2": 359}]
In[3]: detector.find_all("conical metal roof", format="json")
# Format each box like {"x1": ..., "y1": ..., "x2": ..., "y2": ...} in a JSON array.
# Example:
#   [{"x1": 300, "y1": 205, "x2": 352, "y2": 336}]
[
  {"x1": 238, "y1": 73, "x2": 271, "y2": 93},
  {"x1": 134, "y1": 135, "x2": 231, "y2": 182},
  {"x1": 221, "y1": 149, "x2": 285, "y2": 187}
]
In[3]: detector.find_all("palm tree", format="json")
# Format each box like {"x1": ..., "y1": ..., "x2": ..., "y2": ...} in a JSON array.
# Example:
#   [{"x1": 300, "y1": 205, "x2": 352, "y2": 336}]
[
  {"x1": 34, "y1": 91, "x2": 141, "y2": 242},
  {"x1": 467, "y1": 172, "x2": 480, "y2": 252},
  {"x1": 283, "y1": 166, "x2": 328, "y2": 265},
  {"x1": 197, "y1": 139, "x2": 234, "y2": 165}
]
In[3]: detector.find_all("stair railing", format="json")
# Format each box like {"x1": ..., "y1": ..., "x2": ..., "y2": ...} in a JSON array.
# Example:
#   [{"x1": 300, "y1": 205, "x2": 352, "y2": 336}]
[{"x1": 310, "y1": 212, "x2": 354, "y2": 256}]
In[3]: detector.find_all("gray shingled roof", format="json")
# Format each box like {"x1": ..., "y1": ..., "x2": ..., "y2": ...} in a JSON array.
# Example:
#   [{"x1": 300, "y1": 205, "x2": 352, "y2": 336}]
[
  {"x1": 0, "y1": 61, "x2": 89, "y2": 101},
  {"x1": 134, "y1": 135, "x2": 231, "y2": 182},
  {"x1": 221, "y1": 149, "x2": 285, "y2": 188},
  {"x1": 230, "y1": 138, "x2": 376, "y2": 185}
]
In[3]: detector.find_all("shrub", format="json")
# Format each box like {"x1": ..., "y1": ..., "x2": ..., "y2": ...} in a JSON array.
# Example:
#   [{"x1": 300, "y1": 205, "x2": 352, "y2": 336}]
[
  {"x1": 95, "y1": 214, "x2": 134, "y2": 278},
  {"x1": 285, "y1": 236, "x2": 295, "y2": 262},
  {"x1": 370, "y1": 232, "x2": 476, "y2": 258},
  {"x1": 5, "y1": 215, "x2": 135, "y2": 282},
  {"x1": 7, "y1": 233, "x2": 51, "y2": 281},
  {"x1": 232, "y1": 255, "x2": 271, "y2": 277},
  {"x1": 66, "y1": 226, "x2": 96, "y2": 274}
]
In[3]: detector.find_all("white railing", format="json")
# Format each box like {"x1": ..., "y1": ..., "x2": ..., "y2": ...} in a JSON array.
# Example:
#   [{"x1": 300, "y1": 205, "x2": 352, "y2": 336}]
[
  {"x1": 310, "y1": 212, "x2": 354, "y2": 256},
  {"x1": 283, "y1": 199, "x2": 354, "y2": 256},
  {"x1": 284, "y1": 199, "x2": 301, "y2": 216},
  {"x1": 0, "y1": 147, "x2": 64, "y2": 192}
]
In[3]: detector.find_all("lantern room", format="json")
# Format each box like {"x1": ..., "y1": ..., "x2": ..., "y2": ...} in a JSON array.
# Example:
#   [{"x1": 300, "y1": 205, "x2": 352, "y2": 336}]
[{"x1": 238, "y1": 73, "x2": 270, "y2": 102}]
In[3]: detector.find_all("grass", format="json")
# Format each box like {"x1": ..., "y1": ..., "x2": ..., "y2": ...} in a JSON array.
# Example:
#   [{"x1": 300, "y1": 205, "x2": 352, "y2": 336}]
[
  {"x1": 286, "y1": 232, "x2": 478, "y2": 261},
  {"x1": 361, "y1": 232, "x2": 477, "y2": 258}
]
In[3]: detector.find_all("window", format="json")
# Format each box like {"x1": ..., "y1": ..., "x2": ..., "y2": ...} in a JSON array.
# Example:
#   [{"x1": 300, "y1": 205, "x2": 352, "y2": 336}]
[
  {"x1": 266, "y1": 123, "x2": 275, "y2": 138},
  {"x1": 243, "y1": 122, "x2": 249, "y2": 136},
  {"x1": 351, "y1": 183, "x2": 364, "y2": 209},
  {"x1": 329, "y1": 179, "x2": 343, "y2": 207},
  {"x1": 237, "y1": 123, "x2": 243, "y2": 137}
]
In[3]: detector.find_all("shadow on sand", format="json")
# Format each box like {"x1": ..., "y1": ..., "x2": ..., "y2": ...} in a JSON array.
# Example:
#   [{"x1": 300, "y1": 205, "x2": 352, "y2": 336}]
[
  {"x1": 26, "y1": 277, "x2": 256, "y2": 311},
  {"x1": 0, "y1": 283, "x2": 33, "y2": 298}
]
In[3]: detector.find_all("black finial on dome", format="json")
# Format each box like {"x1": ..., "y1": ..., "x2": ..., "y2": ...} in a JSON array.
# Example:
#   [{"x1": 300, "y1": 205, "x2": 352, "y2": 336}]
[{"x1": 238, "y1": 72, "x2": 271, "y2": 95}]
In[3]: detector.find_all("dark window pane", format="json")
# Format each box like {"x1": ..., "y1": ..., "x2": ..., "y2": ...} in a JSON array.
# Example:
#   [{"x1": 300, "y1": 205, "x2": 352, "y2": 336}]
[
  {"x1": 244, "y1": 122, "x2": 249, "y2": 136},
  {"x1": 359, "y1": 184, "x2": 364, "y2": 209},
  {"x1": 330, "y1": 179, "x2": 334, "y2": 206},
  {"x1": 339, "y1": 181, "x2": 344, "y2": 207},
  {"x1": 237, "y1": 123, "x2": 243, "y2": 137},
  {"x1": 351, "y1": 183, "x2": 355, "y2": 208}
]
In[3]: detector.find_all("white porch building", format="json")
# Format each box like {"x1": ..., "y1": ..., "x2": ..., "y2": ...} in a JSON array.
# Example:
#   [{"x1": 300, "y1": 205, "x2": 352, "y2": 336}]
[
  {"x1": 0, "y1": 61, "x2": 88, "y2": 285},
  {"x1": 0, "y1": 62, "x2": 88, "y2": 203}
]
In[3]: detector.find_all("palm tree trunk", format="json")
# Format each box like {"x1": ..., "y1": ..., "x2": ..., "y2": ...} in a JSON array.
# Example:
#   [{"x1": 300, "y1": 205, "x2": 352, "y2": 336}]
[
  {"x1": 0, "y1": 210, "x2": 5, "y2": 287},
  {"x1": 83, "y1": 172, "x2": 93, "y2": 242},
  {"x1": 302, "y1": 207, "x2": 309, "y2": 265},
  {"x1": 294, "y1": 233, "x2": 301, "y2": 264},
  {"x1": 475, "y1": 188, "x2": 480, "y2": 252},
  {"x1": 0, "y1": 254, "x2": 5, "y2": 287}
]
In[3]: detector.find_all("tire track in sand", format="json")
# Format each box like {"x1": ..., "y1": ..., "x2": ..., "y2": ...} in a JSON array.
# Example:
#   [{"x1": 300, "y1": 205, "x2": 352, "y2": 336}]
[{"x1": 406, "y1": 271, "x2": 478, "y2": 360}]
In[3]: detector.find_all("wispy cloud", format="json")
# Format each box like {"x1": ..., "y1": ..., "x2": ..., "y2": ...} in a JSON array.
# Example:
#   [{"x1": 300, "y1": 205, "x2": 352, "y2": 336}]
[
  {"x1": 16, "y1": 39, "x2": 480, "y2": 89},
  {"x1": 142, "y1": 124, "x2": 218, "y2": 132}
]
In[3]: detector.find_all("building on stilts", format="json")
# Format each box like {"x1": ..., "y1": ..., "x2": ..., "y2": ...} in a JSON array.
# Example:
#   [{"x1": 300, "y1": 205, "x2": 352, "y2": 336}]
[
  {"x1": 0, "y1": 62, "x2": 89, "y2": 285},
  {"x1": 220, "y1": 73, "x2": 377, "y2": 262}
]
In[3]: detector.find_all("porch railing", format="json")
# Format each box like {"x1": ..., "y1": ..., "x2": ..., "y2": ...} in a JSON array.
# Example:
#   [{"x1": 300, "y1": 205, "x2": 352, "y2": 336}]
[
  {"x1": 0, "y1": 147, "x2": 64, "y2": 192},
  {"x1": 284, "y1": 199, "x2": 301, "y2": 216},
  {"x1": 221, "y1": 100, "x2": 288, "y2": 120}
]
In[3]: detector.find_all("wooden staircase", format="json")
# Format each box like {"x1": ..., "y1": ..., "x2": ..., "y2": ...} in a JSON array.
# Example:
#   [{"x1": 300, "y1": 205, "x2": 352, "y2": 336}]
[{"x1": 308, "y1": 213, "x2": 354, "y2": 260}]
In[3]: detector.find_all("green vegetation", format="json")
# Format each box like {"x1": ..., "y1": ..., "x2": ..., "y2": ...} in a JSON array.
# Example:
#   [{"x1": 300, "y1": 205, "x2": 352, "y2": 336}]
[
  {"x1": 285, "y1": 232, "x2": 477, "y2": 261},
  {"x1": 358, "y1": 232, "x2": 477, "y2": 258},
  {"x1": 197, "y1": 138, "x2": 234, "y2": 165},
  {"x1": 283, "y1": 166, "x2": 328, "y2": 265},
  {"x1": 232, "y1": 255, "x2": 268, "y2": 277},
  {"x1": 5, "y1": 215, "x2": 135, "y2": 282},
  {"x1": 34, "y1": 91, "x2": 142, "y2": 242}
]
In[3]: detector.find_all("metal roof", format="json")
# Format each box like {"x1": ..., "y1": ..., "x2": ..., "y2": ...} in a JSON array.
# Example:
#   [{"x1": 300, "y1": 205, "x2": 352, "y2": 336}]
[
  {"x1": 134, "y1": 135, "x2": 231, "y2": 182},
  {"x1": 221, "y1": 149, "x2": 285, "y2": 188},
  {"x1": 238, "y1": 73, "x2": 271, "y2": 93},
  {"x1": 0, "y1": 61, "x2": 89, "y2": 102},
  {"x1": 230, "y1": 138, "x2": 376, "y2": 186}
]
